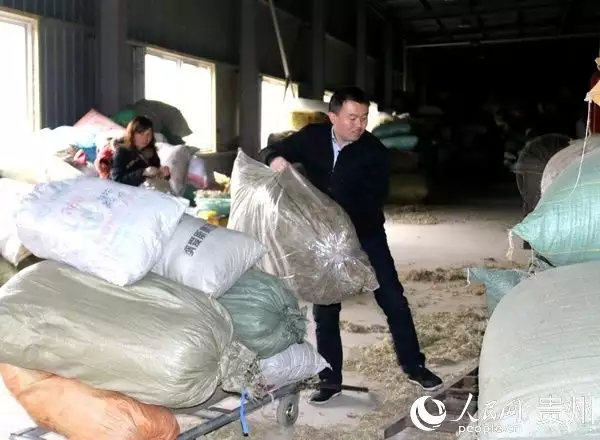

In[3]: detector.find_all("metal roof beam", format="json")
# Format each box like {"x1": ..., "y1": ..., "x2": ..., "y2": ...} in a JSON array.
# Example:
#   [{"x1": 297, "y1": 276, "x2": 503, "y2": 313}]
[{"x1": 387, "y1": 1, "x2": 567, "y2": 21}]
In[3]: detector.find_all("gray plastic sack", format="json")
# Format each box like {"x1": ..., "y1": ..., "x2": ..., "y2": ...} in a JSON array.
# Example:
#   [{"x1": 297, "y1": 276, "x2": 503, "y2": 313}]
[
  {"x1": 218, "y1": 269, "x2": 307, "y2": 359},
  {"x1": 228, "y1": 150, "x2": 379, "y2": 305},
  {"x1": 0, "y1": 260, "x2": 258, "y2": 409},
  {"x1": 467, "y1": 267, "x2": 529, "y2": 316}
]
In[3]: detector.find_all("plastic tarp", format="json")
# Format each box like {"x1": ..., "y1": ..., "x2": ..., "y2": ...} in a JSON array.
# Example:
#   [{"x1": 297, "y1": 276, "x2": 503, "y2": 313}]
[
  {"x1": 1, "y1": 364, "x2": 180, "y2": 440},
  {"x1": 467, "y1": 267, "x2": 529, "y2": 317},
  {"x1": 228, "y1": 150, "x2": 378, "y2": 305},
  {"x1": 478, "y1": 261, "x2": 600, "y2": 439},
  {"x1": 260, "y1": 343, "x2": 329, "y2": 390},
  {"x1": 0, "y1": 260, "x2": 258, "y2": 409},
  {"x1": 152, "y1": 214, "x2": 265, "y2": 297},
  {"x1": 0, "y1": 178, "x2": 33, "y2": 266},
  {"x1": 15, "y1": 178, "x2": 188, "y2": 286},
  {"x1": 541, "y1": 135, "x2": 600, "y2": 196},
  {"x1": 217, "y1": 269, "x2": 307, "y2": 358},
  {"x1": 512, "y1": 147, "x2": 600, "y2": 266}
]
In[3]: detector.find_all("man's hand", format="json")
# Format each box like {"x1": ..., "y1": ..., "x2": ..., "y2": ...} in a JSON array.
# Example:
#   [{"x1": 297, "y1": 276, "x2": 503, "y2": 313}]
[{"x1": 270, "y1": 157, "x2": 291, "y2": 172}]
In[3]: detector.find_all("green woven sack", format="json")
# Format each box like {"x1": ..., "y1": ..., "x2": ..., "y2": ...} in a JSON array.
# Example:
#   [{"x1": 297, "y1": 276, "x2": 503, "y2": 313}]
[
  {"x1": 381, "y1": 135, "x2": 419, "y2": 151},
  {"x1": 372, "y1": 120, "x2": 412, "y2": 138},
  {"x1": 468, "y1": 268, "x2": 529, "y2": 316},
  {"x1": 217, "y1": 269, "x2": 307, "y2": 358},
  {"x1": 512, "y1": 148, "x2": 600, "y2": 266}
]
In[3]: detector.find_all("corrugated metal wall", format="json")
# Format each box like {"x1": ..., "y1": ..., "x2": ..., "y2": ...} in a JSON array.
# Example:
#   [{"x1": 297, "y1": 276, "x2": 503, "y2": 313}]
[
  {"x1": 38, "y1": 19, "x2": 96, "y2": 126},
  {"x1": 1, "y1": 0, "x2": 97, "y2": 127},
  {"x1": 0, "y1": 0, "x2": 95, "y2": 25}
]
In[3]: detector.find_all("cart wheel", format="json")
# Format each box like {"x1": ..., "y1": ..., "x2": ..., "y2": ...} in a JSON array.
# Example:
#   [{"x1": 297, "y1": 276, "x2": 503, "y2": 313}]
[{"x1": 276, "y1": 393, "x2": 300, "y2": 427}]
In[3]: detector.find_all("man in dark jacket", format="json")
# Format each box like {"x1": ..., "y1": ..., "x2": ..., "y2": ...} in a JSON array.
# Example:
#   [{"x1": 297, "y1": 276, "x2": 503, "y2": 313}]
[{"x1": 259, "y1": 87, "x2": 443, "y2": 404}]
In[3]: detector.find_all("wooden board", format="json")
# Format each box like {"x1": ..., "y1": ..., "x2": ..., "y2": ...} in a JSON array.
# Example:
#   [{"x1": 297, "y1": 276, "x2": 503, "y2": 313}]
[{"x1": 380, "y1": 362, "x2": 479, "y2": 439}]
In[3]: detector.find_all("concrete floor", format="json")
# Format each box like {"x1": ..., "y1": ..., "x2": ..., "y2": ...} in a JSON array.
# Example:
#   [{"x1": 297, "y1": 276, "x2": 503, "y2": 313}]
[{"x1": 0, "y1": 196, "x2": 530, "y2": 440}]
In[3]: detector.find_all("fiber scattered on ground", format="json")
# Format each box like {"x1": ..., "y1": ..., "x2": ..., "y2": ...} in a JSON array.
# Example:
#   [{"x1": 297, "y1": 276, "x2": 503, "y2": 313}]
[
  {"x1": 340, "y1": 321, "x2": 387, "y2": 334},
  {"x1": 384, "y1": 205, "x2": 440, "y2": 225},
  {"x1": 404, "y1": 267, "x2": 467, "y2": 283}
]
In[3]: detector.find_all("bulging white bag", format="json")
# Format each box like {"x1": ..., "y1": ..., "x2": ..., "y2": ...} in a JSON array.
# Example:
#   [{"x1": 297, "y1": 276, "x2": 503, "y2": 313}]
[
  {"x1": 260, "y1": 343, "x2": 329, "y2": 390},
  {"x1": 157, "y1": 143, "x2": 192, "y2": 195},
  {"x1": 152, "y1": 214, "x2": 265, "y2": 297},
  {"x1": 0, "y1": 179, "x2": 34, "y2": 266},
  {"x1": 16, "y1": 178, "x2": 188, "y2": 286}
]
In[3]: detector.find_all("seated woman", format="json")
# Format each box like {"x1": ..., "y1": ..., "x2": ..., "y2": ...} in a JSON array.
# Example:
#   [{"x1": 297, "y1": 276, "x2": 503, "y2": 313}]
[{"x1": 108, "y1": 116, "x2": 170, "y2": 186}]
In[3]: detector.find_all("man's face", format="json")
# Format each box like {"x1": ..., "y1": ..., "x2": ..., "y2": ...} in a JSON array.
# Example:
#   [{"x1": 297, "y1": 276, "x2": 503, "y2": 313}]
[{"x1": 329, "y1": 100, "x2": 369, "y2": 144}]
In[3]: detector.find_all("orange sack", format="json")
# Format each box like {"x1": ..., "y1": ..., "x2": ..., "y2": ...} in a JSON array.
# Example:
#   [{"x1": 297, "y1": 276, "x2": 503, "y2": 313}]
[{"x1": 0, "y1": 364, "x2": 180, "y2": 440}]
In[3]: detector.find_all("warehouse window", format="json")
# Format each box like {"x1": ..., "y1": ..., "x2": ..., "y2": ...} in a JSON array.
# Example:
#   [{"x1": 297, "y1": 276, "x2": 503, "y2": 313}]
[
  {"x1": 323, "y1": 90, "x2": 333, "y2": 102},
  {"x1": 144, "y1": 48, "x2": 216, "y2": 151},
  {"x1": 0, "y1": 11, "x2": 38, "y2": 141},
  {"x1": 261, "y1": 75, "x2": 299, "y2": 148}
]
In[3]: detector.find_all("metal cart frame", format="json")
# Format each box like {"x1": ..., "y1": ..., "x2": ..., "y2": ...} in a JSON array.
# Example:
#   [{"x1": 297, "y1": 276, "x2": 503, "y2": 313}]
[
  {"x1": 10, "y1": 383, "x2": 302, "y2": 440},
  {"x1": 10, "y1": 381, "x2": 370, "y2": 439}
]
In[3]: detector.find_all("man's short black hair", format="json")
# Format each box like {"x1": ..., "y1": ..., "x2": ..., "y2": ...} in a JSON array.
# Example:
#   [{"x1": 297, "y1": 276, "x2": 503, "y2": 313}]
[{"x1": 328, "y1": 86, "x2": 370, "y2": 114}]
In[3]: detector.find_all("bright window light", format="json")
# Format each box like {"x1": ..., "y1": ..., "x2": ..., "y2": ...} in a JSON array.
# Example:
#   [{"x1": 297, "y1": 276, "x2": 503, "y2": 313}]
[
  {"x1": 260, "y1": 75, "x2": 299, "y2": 148},
  {"x1": 144, "y1": 48, "x2": 216, "y2": 152},
  {"x1": 0, "y1": 11, "x2": 38, "y2": 142}
]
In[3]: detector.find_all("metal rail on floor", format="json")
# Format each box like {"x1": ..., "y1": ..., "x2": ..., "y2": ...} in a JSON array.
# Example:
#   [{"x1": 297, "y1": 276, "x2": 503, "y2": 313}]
[{"x1": 380, "y1": 362, "x2": 479, "y2": 439}]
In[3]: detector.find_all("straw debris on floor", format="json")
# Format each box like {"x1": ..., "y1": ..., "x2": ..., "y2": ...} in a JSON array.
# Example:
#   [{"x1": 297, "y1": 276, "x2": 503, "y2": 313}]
[
  {"x1": 384, "y1": 204, "x2": 440, "y2": 225},
  {"x1": 404, "y1": 267, "x2": 467, "y2": 283}
]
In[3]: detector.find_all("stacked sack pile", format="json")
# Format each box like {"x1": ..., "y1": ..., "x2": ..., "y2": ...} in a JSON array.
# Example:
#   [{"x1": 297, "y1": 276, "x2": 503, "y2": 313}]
[
  {"x1": 461, "y1": 134, "x2": 600, "y2": 439},
  {"x1": 0, "y1": 176, "x2": 330, "y2": 440}
]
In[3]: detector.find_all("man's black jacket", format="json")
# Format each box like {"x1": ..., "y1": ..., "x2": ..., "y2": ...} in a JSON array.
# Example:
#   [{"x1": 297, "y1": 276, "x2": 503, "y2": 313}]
[{"x1": 259, "y1": 123, "x2": 390, "y2": 238}]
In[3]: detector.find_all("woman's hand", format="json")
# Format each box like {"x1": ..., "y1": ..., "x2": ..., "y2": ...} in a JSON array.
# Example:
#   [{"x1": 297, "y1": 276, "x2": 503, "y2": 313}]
[
  {"x1": 143, "y1": 166, "x2": 160, "y2": 177},
  {"x1": 159, "y1": 166, "x2": 171, "y2": 179}
]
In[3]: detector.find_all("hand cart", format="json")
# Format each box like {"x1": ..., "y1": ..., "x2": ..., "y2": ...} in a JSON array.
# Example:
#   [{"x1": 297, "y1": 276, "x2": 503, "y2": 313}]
[{"x1": 10, "y1": 381, "x2": 369, "y2": 439}]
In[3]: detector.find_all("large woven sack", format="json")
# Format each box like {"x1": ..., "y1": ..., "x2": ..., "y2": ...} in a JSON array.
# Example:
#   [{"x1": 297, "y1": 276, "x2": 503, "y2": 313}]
[
  {"x1": 380, "y1": 134, "x2": 419, "y2": 151},
  {"x1": 0, "y1": 260, "x2": 258, "y2": 409},
  {"x1": 157, "y1": 143, "x2": 192, "y2": 195},
  {"x1": 478, "y1": 262, "x2": 600, "y2": 439},
  {"x1": 218, "y1": 269, "x2": 307, "y2": 358},
  {"x1": 228, "y1": 150, "x2": 378, "y2": 305},
  {"x1": 15, "y1": 178, "x2": 187, "y2": 286},
  {"x1": 540, "y1": 135, "x2": 600, "y2": 196},
  {"x1": 152, "y1": 214, "x2": 265, "y2": 297},
  {"x1": 467, "y1": 268, "x2": 528, "y2": 317},
  {"x1": 372, "y1": 119, "x2": 412, "y2": 138},
  {"x1": 0, "y1": 178, "x2": 33, "y2": 266},
  {"x1": 1, "y1": 364, "x2": 179, "y2": 440},
  {"x1": 512, "y1": 148, "x2": 600, "y2": 266}
]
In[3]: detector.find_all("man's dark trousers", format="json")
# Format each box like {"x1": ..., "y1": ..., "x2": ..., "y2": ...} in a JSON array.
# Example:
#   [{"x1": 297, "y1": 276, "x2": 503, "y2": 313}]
[{"x1": 313, "y1": 228, "x2": 426, "y2": 386}]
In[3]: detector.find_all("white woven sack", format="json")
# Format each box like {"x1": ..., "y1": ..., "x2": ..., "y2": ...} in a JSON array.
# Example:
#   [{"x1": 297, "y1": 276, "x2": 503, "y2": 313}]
[
  {"x1": 152, "y1": 214, "x2": 265, "y2": 297},
  {"x1": 0, "y1": 179, "x2": 34, "y2": 266},
  {"x1": 259, "y1": 342, "x2": 329, "y2": 390},
  {"x1": 478, "y1": 261, "x2": 600, "y2": 439},
  {"x1": 15, "y1": 178, "x2": 188, "y2": 286}
]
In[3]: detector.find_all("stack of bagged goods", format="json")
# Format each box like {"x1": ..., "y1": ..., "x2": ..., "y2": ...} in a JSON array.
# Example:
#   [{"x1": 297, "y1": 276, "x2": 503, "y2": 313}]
[
  {"x1": 150, "y1": 212, "x2": 329, "y2": 387},
  {"x1": 228, "y1": 150, "x2": 379, "y2": 305},
  {"x1": 15, "y1": 177, "x2": 188, "y2": 286},
  {"x1": 0, "y1": 177, "x2": 330, "y2": 439},
  {"x1": 0, "y1": 178, "x2": 34, "y2": 267},
  {"x1": 511, "y1": 144, "x2": 600, "y2": 266},
  {"x1": 0, "y1": 262, "x2": 258, "y2": 439},
  {"x1": 372, "y1": 117, "x2": 419, "y2": 151}
]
